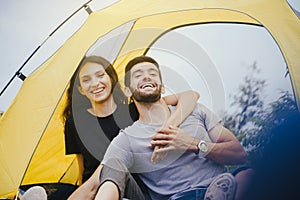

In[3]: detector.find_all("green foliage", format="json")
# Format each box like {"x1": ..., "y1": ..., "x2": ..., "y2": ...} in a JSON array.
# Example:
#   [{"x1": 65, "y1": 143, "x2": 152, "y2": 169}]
[
  {"x1": 223, "y1": 62, "x2": 298, "y2": 167},
  {"x1": 224, "y1": 62, "x2": 266, "y2": 143},
  {"x1": 245, "y1": 91, "x2": 297, "y2": 163}
]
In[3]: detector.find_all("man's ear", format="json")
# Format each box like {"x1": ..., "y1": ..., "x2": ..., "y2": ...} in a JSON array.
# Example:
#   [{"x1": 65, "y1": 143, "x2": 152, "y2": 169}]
[
  {"x1": 161, "y1": 84, "x2": 165, "y2": 94},
  {"x1": 124, "y1": 87, "x2": 132, "y2": 98},
  {"x1": 77, "y1": 85, "x2": 85, "y2": 95}
]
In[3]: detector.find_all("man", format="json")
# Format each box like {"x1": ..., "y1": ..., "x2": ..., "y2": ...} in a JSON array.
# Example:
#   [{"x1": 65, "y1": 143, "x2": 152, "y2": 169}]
[
  {"x1": 66, "y1": 56, "x2": 200, "y2": 200},
  {"x1": 94, "y1": 56, "x2": 247, "y2": 200}
]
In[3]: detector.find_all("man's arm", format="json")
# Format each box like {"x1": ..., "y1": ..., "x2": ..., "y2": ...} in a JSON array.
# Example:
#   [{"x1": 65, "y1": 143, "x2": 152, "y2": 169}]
[
  {"x1": 199, "y1": 123, "x2": 247, "y2": 165},
  {"x1": 68, "y1": 132, "x2": 132, "y2": 200},
  {"x1": 151, "y1": 123, "x2": 247, "y2": 165},
  {"x1": 151, "y1": 90, "x2": 199, "y2": 163}
]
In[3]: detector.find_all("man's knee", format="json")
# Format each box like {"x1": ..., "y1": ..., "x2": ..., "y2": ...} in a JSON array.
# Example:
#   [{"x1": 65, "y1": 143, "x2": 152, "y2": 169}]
[
  {"x1": 99, "y1": 160, "x2": 130, "y2": 198},
  {"x1": 100, "y1": 163, "x2": 130, "y2": 182},
  {"x1": 96, "y1": 180, "x2": 120, "y2": 200},
  {"x1": 103, "y1": 159, "x2": 129, "y2": 172}
]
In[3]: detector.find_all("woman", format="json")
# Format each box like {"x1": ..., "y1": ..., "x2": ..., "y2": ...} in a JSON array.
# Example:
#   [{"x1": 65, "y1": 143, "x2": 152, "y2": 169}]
[{"x1": 63, "y1": 55, "x2": 199, "y2": 198}]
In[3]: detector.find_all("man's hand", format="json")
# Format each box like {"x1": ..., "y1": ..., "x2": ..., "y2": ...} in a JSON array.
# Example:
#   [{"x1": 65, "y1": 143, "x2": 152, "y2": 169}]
[
  {"x1": 150, "y1": 146, "x2": 167, "y2": 164},
  {"x1": 149, "y1": 125, "x2": 196, "y2": 163},
  {"x1": 149, "y1": 124, "x2": 170, "y2": 164}
]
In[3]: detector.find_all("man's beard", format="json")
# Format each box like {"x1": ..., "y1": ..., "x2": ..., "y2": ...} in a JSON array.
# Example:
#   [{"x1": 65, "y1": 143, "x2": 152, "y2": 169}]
[{"x1": 131, "y1": 85, "x2": 162, "y2": 103}]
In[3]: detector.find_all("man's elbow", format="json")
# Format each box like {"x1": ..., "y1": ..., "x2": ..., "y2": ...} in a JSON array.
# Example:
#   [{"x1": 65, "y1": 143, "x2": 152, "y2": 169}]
[
  {"x1": 236, "y1": 146, "x2": 247, "y2": 164},
  {"x1": 192, "y1": 90, "x2": 200, "y2": 100}
]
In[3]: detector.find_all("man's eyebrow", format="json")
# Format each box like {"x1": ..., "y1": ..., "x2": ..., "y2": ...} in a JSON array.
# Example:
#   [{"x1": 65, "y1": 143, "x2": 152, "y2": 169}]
[
  {"x1": 148, "y1": 68, "x2": 159, "y2": 73},
  {"x1": 132, "y1": 69, "x2": 143, "y2": 75}
]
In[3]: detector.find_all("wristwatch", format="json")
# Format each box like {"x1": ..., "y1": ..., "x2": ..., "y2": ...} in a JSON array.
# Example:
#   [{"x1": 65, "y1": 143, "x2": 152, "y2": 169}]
[{"x1": 198, "y1": 140, "x2": 208, "y2": 153}]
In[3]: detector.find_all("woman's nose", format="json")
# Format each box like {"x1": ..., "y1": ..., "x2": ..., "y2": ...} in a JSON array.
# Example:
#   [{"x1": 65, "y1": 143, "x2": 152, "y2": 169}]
[{"x1": 91, "y1": 77, "x2": 99, "y2": 86}]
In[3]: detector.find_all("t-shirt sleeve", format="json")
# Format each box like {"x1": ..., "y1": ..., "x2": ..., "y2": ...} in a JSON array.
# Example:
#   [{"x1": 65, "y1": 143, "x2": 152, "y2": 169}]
[
  {"x1": 64, "y1": 115, "x2": 81, "y2": 155},
  {"x1": 197, "y1": 103, "x2": 222, "y2": 132},
  {"x1": 101, "y1": 131, "x2": 133, "y2": 169}
]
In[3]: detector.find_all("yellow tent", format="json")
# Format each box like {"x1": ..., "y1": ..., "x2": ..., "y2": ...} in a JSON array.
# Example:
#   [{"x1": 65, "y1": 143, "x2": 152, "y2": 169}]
[{"x1": 0, "y1": 0, "x2": 299, "y2": 198}]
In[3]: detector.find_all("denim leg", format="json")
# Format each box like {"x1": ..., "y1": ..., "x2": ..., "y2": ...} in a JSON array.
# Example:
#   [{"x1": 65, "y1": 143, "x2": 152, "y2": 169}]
[{"x1": 168, "y1": 188, "x2": 206, "y2": 200}]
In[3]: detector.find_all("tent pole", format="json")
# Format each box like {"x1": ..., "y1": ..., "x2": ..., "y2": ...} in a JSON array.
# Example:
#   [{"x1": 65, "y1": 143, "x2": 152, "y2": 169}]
[
  {"x1": 14, "y1": 190, "x2": 19, "y2": 200},
  {"x1": 84, "y1": 4, "x2": 93, "y2": 14},
  {"x1": 0, "y1": 0, "x2": 93, "y2": 97},
  {"x1": 0, "y1": 46, "x2": 39, "y2": 96}
]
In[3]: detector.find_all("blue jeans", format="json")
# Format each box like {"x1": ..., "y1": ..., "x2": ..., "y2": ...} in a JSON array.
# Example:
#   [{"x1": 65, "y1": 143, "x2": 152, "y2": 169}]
[{"x1": 168, "y1": 187, "x2": 207, "y2": 200}]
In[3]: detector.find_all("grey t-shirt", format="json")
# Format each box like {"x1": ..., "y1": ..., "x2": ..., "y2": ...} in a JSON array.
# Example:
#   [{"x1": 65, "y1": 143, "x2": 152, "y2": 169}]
[{"x1": 102, "y1": 103, "x2": 227, "y2": 200}]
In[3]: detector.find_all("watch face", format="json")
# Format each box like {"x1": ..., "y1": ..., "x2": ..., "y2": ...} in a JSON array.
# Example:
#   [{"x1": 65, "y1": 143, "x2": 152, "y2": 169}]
[{"x1": 200, "y1": 141, "x2": 208, "y2": 152}]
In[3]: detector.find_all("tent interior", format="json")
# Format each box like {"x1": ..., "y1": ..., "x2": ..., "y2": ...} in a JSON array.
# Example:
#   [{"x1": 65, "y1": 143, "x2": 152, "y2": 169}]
[{"x1": 0, "y1": 0, "x2": 299, "y2": 199}]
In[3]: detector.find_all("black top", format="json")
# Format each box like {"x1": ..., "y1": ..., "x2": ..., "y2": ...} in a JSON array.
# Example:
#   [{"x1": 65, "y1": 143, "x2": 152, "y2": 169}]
[{"x1": 64, "y1": 103, "x2": 138, "y2": 182}]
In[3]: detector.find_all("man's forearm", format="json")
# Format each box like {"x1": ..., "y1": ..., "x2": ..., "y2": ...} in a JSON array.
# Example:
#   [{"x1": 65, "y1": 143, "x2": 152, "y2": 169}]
[{"x1": 201, "y1": 140, "x2": 247, "y2": 165}]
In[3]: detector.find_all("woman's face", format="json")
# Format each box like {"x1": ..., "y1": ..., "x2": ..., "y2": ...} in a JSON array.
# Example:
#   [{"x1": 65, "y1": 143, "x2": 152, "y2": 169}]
[{"x1": 78, "y1": 62, "x2": 113, "y2": 104}]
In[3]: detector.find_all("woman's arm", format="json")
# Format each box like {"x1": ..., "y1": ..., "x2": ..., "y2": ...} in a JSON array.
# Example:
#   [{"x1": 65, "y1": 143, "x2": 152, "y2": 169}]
[
  {"x1": 68, "y1": 165, "x2": 103, "y2": 200},
  {"x1": 77, "y1": 154, "x2": 84, "y2": 185},
  {"x1": 162, "y1": 90, "x2": 200, "y2": 127}
]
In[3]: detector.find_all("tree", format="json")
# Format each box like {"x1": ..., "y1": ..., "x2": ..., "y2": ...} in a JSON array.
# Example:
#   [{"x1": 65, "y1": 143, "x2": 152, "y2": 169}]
[
  {"x1": 224, "y1": 62, "x2": 266, "y2": 143},
  {"x1": 244, "y1": 90, "x2": 297, "y2": 163},
  {"x1": 223, "y1": 62, "x2": 298, "y2": 165}
]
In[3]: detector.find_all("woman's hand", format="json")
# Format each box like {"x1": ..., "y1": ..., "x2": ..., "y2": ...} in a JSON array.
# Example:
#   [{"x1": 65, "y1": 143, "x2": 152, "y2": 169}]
[{"x1": 149, "y1": 125, "x2": 196, "y2": 163}]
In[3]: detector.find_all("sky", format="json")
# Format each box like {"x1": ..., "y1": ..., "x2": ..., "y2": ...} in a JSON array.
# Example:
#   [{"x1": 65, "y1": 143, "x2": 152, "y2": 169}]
[
  {"x1": 0, "y1": 0, "x2": 117, "y2": 112},
  {"x1": 0, "y1": 0, "x2": 299, "y2": 113},
  {"x1": 147, "y1": 23, "x2": 293, "y2": 115}
]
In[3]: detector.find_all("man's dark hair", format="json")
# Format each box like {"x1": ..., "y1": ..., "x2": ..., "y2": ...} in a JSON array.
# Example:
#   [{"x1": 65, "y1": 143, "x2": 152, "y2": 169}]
[{"x1": 124, "y1": 56, "x2": 162, "y2": 87}]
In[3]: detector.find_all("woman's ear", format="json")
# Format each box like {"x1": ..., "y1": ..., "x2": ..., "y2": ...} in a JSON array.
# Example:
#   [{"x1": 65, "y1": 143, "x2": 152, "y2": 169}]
[
  {"x1": 124, "y1": 87, "x2": 132, "y2": 98},
  {"x1": 77, "y1": 85, "x2": 85, "y2": 95}
]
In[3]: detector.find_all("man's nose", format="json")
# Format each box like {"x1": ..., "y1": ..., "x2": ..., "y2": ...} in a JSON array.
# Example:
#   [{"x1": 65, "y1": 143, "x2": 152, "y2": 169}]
[{"x1": 142, "y1": 77, "x2": 152, "y2": 82}]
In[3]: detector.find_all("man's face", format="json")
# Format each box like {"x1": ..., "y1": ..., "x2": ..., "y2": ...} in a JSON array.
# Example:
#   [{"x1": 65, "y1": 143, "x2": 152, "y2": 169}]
[{"x1": 128, "y1": 62, "x2": 164, "y2": 102}]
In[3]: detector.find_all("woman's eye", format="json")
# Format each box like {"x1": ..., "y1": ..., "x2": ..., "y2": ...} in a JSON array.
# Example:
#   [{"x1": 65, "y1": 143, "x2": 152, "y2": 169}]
[{"x1": 97, "y1": 73, "x2": 105, "y2": 78}]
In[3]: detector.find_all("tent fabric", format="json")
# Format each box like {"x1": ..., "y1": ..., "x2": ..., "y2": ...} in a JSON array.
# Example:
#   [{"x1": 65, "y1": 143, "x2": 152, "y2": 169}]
[{"x1": 0, "y1": 0, "x2": 299, "y2": 198}]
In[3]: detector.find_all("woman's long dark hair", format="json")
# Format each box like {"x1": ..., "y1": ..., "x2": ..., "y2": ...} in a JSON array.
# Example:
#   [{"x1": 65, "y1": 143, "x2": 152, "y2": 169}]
[{"x1": 62, "y1": 55, "x2": 128, "y2": 122}]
